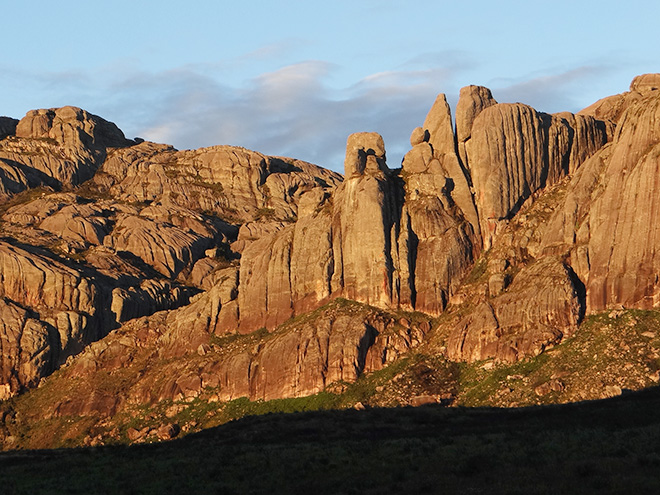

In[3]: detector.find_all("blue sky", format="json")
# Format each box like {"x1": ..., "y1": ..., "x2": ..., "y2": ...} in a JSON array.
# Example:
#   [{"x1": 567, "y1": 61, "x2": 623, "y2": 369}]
[{"x1": 2, "y1": 0, "x2": 658, "y2": 172}]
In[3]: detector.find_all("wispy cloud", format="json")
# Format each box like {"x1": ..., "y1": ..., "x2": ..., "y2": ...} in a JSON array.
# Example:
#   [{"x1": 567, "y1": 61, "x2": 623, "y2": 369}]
[
  {"x1": 89, "y1": 60, "x2": 464, "y2": 171},
  {"x1": 490, "y1": 65, "x2": 613, "y2": 113},
  {"x1": 1, "y1": 60, "x2": 619, "y2": 174}
]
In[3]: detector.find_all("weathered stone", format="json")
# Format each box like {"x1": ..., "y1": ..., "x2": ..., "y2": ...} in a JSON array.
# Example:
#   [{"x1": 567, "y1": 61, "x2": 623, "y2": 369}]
[
  {"x1": 455, "y1": 85, "x2": 497, "y2": 145},
  {"x1": 630, "y1": 73, "x2": 660, "y2": 93},
  {"x1": 422, "y1": 94, "x2": 479, "y2": 231},
  {"x1": 343, "y1": 132, "x2": 387, "y2": 177},
  {"x1": 467, "y1": 102, "x2": 608, "y2": 249},
  {"x1": 447, "y1": 258, "x2": 582, "y2": 363},
  {"x1": 544, "y1": 82, "x2": 660, "y2": 312},
  {"x1": 332, "y1": 133, "x2": 399, "y2": 309},
  {"x1": 109, "y1": 214, "x2": 213, "y2": 279},
  {"x1": 534, "y1": 379, "x2": 565, "y2": 396},
  {"x1": 0, "y1": 299, "x2": 53, "y2": 399},
  {"x1": 155, "y1": 423, "x2": 180, "y2": 440},
  {"x1": 409, "y1": 127, "x2": 429, "y2": 146}
]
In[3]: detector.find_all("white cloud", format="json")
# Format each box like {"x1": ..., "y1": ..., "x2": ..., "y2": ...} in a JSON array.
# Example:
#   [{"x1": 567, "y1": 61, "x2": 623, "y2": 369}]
[{"x1": 0, "y1": 60, "x2": 622, "y2": 174}]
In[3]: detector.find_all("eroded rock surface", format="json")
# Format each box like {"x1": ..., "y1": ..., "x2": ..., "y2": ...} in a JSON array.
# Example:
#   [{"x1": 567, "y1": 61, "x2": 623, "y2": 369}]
[
  {"x1": 544, "y1": 86, "x2": 660, "y2": 312},
  {"x1": 1, "y1": 76, "x2": 658, "y2": 417},
  {"x1": 447, "y1": 258, "x2": 583, "y2": 363}
]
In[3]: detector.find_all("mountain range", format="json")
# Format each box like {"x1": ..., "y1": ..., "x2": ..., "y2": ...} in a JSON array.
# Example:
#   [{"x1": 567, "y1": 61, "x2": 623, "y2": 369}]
[{"x1": 1, "y1": 73, "x2": 660, "y2": 451}]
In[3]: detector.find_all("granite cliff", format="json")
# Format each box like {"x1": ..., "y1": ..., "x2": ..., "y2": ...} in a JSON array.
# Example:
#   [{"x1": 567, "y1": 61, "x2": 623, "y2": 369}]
[{"x1": 1, "y1": 75, "x2": 660, "y2": 448}]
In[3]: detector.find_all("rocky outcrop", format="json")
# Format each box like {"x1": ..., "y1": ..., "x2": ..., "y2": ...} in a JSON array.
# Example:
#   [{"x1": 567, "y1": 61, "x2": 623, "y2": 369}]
[
  {"x1": 421, "y1": 94, "x2": 479, "y2": 232},
  {"x1": 0, "y1": 107, "x2": 132, "y2": 194},
  {"x1": 398, "y1": 120, "x2": 479, "y2": 313},
  {"x1": 630, "y1": 73, "x2": 660, "y2": 93},
  {"x1": 332, "y1": 132, "x2": 400, "y2": 309},
  {"x1": 447, "y1": 258, "x2": 583, "y2": 363},
  {"x1": 108, "y1": 214, "x2": 214, "y2": 279},
  {"x1": 110, "y1": 280, "x2": 195, "y2": 323},
  {"x1": 0, "y1": 298, "x2": 54, "y2": 399},
  {"x1": 544, "y1": 84, "x2": 660, "y2": 312},
  {"x1": 0, "y1": 241, "x2": 97, "y2": 315},
  {"x1": 99, "y1": 142, "x2": 342, "y2": 223},
  {"x1": 219, "y1": 133, "x2": 403, "y2": 334},
  {"x1": 0, "y1": 241, "x2": 102, "y2": 397},
  {"x1": 455, "y1": 85, "x2": 497, "y2": 174},
  {"x1": 2, "y1": 76, "x2": 659, "y2": 422},
  {"x1": 578, "y1": 74, "x2": 660, "y2": 125},
  {"x1": 61, "y1": 298, "x2": 431, "y2": 411},
  {"x1": 466, "y1": 103, "x2": 609, "y2": 248}
]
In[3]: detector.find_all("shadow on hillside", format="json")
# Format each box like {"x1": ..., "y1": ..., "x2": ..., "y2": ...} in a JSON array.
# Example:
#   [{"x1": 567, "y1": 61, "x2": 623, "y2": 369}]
[{"x1": 3, "y1": 387, "x2": 660, "y2": 494}]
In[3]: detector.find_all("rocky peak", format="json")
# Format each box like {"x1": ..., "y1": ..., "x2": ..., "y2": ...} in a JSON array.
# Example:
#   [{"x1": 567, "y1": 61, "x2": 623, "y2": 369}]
[
  {"x1": 630, "y1": 73, "x2": 660, "y2": 94},
  {"x1": 15, "y1": 106, "x2": 132, "y2": 149},
  {"x1": 455, "y1": 85, "x2": 497, "y2": 145},
  {"x1": 343, "y1": 132, "x2": 388, "y2": 177}
]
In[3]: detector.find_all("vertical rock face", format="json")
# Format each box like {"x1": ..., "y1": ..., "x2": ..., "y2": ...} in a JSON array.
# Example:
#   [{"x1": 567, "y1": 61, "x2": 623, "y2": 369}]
[
  {"x1": 232, "y1": 132, "x2": 401, "y2": 334},
  {"x1": 421, "y1": 94, "x2": 480, "y2": 232},
  {"x1": 0, "y1": 299, "x2": 54, "y2": 400},
  {"x1": 332, "y1": 132, "x2": 400, "y2": 309},
  {"x1": 400, "y1": 122, "x2": 479, "y2": 314},
  {"x1": 468, "y1": 103, "x2": 548, "y2": 247},
  {"x1": 0, "y1": 241, "x2": 102, "y2": 397},
  {"x1": 541, "y1": 83, "x2": 660, "y2": 313},
  {"x1": 237, "y1": 225, "x2": 295, "y2": 333},
  {"x1": 290, "y1": 189, "x2": 334, "y2": 313},
  {"x1": 466, "y1": 103, "x2": 609, "y2": 249},
  {"x1": 455, "y1": 85, "x2": 497, "y2": 171},
  {"x1": 554, "y1": 90, "x2": 660, "y2": 311}
]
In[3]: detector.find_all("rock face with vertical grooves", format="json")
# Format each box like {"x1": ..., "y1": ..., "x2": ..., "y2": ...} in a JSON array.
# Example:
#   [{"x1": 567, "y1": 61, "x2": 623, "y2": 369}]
[
  {"x1": 466, "y1": 102, "x2": 609, "y2": 248},
  {"x1": 228, "y1": 132, "x2": 402, "y2": 334},
  {"x1": 544, "y1": 81, "x2": 660, "y2": 312},
  {"x1": 455, "y1": 85, "x2": 497, "y2": 172},
  {"x1": 331, "y1": 132, "x2": 400, "y2": 309}
]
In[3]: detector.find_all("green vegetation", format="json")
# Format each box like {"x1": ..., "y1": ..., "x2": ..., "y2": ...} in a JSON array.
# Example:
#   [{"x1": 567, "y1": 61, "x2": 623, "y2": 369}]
[
  {"x1": 453, "y1": 308, "x2": 660, "y2": 408},
  {"x1": 254, "y1": 207, "x2": 276, "y2": 221}
]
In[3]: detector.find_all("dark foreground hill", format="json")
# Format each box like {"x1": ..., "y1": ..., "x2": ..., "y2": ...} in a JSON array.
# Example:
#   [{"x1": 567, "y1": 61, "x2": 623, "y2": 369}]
[{"x1": 3, "y1": 386, "x2": 660, "y2": 494}]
